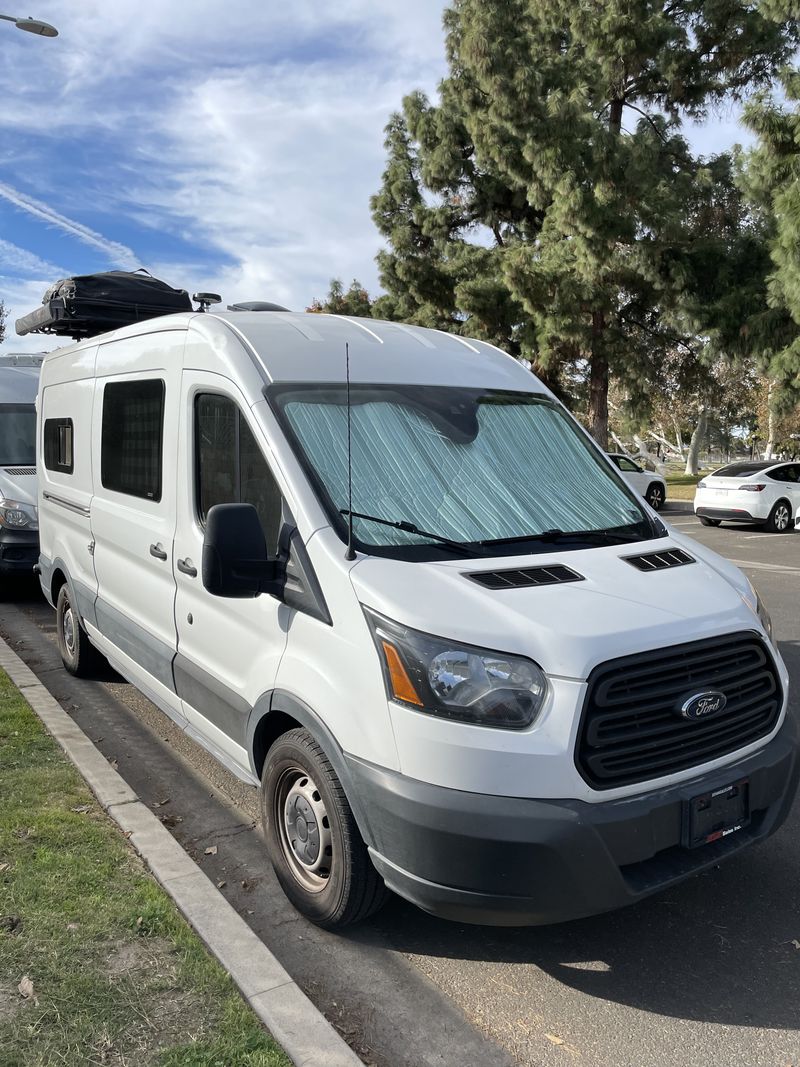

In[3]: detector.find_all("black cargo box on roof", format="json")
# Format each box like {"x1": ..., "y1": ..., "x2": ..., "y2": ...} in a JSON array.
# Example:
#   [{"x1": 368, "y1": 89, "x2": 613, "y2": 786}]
[{"x1": 15, "y1": 270, "x2": 193, "y2": 339}]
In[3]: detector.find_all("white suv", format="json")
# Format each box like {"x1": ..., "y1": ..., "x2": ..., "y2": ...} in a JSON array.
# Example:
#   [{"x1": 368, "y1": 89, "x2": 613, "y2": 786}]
[
  {"x1": 607, "y1": 453, "x2": 667, "y2": 510},
  {"x1": 694, "y1": 461, "x2": 800, "y2": 532}
]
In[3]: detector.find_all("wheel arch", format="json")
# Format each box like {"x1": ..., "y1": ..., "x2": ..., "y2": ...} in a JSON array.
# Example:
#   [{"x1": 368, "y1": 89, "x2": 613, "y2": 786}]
[{"x1": 247, "y1": 690, "x2": 375, "y2": 848}]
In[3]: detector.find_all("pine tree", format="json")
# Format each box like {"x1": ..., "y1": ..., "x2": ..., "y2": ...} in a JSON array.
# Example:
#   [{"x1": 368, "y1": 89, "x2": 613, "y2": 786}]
[
  {"x1": 307, "y1": 279, "x2": 375, "y2": 317},
  {"x1": 740, "y1": 62, "x2": 800, "y2": 412},
  {"x1": 372, "y1": 1, "x2": 799, "y2": 446}
]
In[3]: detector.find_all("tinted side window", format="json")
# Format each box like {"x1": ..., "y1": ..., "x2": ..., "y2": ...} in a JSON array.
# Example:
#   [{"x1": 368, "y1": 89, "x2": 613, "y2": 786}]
[
  {"x1": 101, "y1": 379, "x2": 165, "y2": 501},
  {"x1": 767, "y1": 466, "x2": 789, "y2": 482},
  {"x1": 196, "y1": 394, "x2": 282, "y2": 553},
  {"x1": 618, "y1": 457, "x2": 640, "y2": 472},
  {"x1": 44, "y1": 417, "x2": 74, "y2": 474}
]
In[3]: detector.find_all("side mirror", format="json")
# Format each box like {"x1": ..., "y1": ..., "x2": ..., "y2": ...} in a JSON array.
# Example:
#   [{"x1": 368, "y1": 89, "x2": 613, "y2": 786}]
[{"x1": 202, "y1": 503, "x2": 281, "y2": 598}]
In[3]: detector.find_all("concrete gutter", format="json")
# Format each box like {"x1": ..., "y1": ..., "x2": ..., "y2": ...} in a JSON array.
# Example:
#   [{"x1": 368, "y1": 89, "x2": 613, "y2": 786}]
[{"x1": 0, "y1": 635, "x2": 362, "y2": 1067}]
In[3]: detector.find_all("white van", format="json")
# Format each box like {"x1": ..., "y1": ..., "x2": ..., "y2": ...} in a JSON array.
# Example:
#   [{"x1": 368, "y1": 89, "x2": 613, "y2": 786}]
[
  {"x1": 36, "y1": 311, "x2": 797, "y2": 928},
  {"x1": 0, "y1": 354, "x2": 43, "y2": 575}
]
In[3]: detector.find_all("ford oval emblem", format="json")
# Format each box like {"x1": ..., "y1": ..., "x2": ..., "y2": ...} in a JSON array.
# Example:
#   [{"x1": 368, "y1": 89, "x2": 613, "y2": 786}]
[{"x1": 679, "y1": 690, "x2": 728, "y2": 721}]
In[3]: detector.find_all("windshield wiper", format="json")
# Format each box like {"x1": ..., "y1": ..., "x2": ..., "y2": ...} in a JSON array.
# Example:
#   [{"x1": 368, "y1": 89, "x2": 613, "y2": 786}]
[
  {"x1": 480, "y1": 527, "x2": 642, "y2": 547},
  {"x1": 340, "y1": 510, "x2": 488, "y2": 557}
]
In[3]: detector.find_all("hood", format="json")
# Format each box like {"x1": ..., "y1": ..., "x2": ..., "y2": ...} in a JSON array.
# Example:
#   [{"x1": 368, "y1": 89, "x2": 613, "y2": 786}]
[
  {"x1": 349, "y1": 536, "x2": 762, "y2": 680},
  {"x1": 0, "y1": 466, "x2": 38, "y2": 508}
]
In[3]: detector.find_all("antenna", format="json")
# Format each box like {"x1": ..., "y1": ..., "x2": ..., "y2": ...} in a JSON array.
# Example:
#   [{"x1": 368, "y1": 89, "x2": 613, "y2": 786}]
[{"x1": 345, "y1": 342, "x2": 356, "y2": 561}]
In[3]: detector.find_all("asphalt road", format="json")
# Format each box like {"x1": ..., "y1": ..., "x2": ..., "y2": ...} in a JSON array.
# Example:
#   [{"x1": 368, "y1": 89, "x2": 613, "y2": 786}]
[{"x1": 2, "y1": 503, "x2": 799, "y2": 1067}]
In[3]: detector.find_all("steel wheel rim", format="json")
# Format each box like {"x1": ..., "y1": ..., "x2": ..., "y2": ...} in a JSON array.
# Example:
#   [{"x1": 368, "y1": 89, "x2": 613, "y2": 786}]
[
  {"x1": 62, "y1": 605, "x2": 76, "y2": 657},
  {"x1": 775, "y1": 505, "x2": 790, "y2": 531},
  {"x1": 274, "y1": 766, "x2": 332, "y2": 893}
]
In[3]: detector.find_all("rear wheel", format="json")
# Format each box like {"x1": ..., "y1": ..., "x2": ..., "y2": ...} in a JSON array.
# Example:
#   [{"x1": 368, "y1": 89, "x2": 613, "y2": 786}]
[
  {"x1": 645, "y1": 482, "x2": 665, "y2": 510},
  {"x1": 698, "y1": 516, "x2": 721, "y2": 527},
  {"x1": 56, "y1": 583, "x2": 105, "y2": 677},
  {"x1": 765, "y1": 500, "x2": 792, "y2": 533},
  {"x1": 261, "y1": 728, "x2": 387, "y2": 928}
]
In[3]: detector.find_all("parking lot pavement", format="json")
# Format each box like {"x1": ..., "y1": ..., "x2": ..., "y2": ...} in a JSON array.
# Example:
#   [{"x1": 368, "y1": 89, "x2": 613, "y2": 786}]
[{"x1": 3, "y1": 514, "x2": 799, "y2": 1067}]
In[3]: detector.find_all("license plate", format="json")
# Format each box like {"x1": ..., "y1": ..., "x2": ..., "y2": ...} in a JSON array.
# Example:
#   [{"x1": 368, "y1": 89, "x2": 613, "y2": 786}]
[
  {"x1": 712, "y1": 488, "x2": 729, "y2": 497},
  {"x1": 683, "y1": 779, "x2": 749, "y2": 849}
]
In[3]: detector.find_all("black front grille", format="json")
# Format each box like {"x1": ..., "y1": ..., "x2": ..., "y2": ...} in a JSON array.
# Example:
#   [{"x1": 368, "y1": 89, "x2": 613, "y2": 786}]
[
  {"x1": 466, "y1": 564, "x2": 584, "y2": 590},
  {"x1": 576, "y1": 633, "x2": 782, "y2": 789}
]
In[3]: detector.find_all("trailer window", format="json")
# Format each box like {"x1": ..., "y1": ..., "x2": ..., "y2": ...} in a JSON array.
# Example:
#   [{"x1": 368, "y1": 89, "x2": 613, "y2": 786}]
[
  {"x1": 44, "y1": 418, "x2": 74, "y2": 474},
  {"x1": 195, "y1": 393, "x2": 282, "y2": 552},
  {"x1": 101, "y1": 379, "x2": 164, "y2": 501}
]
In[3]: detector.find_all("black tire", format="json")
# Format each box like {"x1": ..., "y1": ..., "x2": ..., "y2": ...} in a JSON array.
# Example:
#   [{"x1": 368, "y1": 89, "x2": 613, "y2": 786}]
[
  {"x1": 56, "y1": 583, "x2": 105, "y2": 677},
  {"x1": 698, "y1": 516, "x2": 722, "y2": 527},
  {"x1": 645, "y1": 482, "x2": 665, "y2": 510},
  {"x1": 261, "y1": 728, "x2": 387, "y2": 928},
  {"x1": 764, "y1": 499, "x2": 793, "y2": 533}
]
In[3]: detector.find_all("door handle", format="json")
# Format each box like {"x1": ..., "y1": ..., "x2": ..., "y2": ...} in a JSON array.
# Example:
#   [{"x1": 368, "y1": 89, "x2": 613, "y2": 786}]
[
  {"x1": 177, "y1": 557, "x2": 197, "y2": 578},
  {"x1": 149, "y1": 543, "x2": 168, "y2": 561}
]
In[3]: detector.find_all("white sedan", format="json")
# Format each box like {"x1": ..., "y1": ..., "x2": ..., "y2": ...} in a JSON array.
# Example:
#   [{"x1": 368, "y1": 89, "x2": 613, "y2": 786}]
[
  {"x1": 694, "y1": 460, "x2": 800, "y2": 532},
  {"x1": 607, "y1": 453, "x2": 667, "y2": 510}
]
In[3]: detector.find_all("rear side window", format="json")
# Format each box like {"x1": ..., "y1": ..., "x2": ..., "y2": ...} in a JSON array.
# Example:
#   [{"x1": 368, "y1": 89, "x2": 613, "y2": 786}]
[
  {"x1": 44, "y1": 417, "x2": 74, "y2": 473},
  {"x1": 101, "y1": 379, "x2": 165, "y2": 501},
  {"x1": 714, "y1": 462, "x2": 771, "y2": 478},
  {"x1": 195, "y1": 393, "x2": 282, "y2": 552},
  {"x1": 616, "y1": 457, "x2": 640, "y2": 472}
]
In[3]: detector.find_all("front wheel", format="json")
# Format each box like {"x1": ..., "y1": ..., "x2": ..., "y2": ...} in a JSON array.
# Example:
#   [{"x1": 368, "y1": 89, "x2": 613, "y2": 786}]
[
  {"x1": 261, "y1": 728, "x2": 387, "y2": 928},
  {"x1": 698, "y1": 516, "x2": 721, "y2": 527},
  {"x1": 765, "y1": 500, "x2": 792, "y2": 533},
  {"x1": 56, "y1": 584, "x2": 106, "y2": 677},
  {"x1": 645, "y1": 482, "x2": 665, "y2": 510}
]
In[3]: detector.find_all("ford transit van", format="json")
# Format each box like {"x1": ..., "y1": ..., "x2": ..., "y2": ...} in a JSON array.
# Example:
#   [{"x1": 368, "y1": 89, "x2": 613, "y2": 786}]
[
  {"x1": 36, "y1": 312, "x2": 797, "y2": 928},
  {"x1": 0, "y1": 354, "x2": 43, "y2": 575}
]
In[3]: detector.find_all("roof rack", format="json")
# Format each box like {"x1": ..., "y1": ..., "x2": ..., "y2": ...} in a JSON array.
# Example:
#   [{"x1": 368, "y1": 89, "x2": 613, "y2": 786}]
[{"x1": 16, "y1": 270, "x2": 194, "y2": 340}]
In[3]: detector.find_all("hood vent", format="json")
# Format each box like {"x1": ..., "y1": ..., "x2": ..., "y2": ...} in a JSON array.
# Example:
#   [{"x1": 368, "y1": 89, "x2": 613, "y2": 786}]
[
  {"x1": 2, "y1": 466, "x2": 36, "y2": 476},
  {"x1": 624, "y1": 548, "x2": 695, "y2": 572},
  {"x1": 466, "y1": 564, "x2": 585, "y2": 590}
]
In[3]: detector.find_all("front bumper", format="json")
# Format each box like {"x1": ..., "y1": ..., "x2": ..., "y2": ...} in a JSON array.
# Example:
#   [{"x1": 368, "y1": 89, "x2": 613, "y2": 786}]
[
  {"x1": 348, "y1": 714, "x2": 799, "y2": 926},
  {"x1": 0, "y1": 528, "x2": 40, "y2": 573}
]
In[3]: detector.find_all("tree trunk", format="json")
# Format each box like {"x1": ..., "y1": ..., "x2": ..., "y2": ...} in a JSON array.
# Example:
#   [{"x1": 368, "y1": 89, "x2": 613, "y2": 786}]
[
  {"x1": 685, "y1": 406, "x2": 707, "y2": 476},
  {"x1": 671, "y1": 417, "x2": 684, "y2": 454},
  {"x1": 764, "y1": 380, "x2": 776, "y2": 460},
  {"x1": 586, "y1": 98, "x2": 624, "y2": 452},
  {"x1": 588, "y1": 310, "x2": 608, "y2": 448}
]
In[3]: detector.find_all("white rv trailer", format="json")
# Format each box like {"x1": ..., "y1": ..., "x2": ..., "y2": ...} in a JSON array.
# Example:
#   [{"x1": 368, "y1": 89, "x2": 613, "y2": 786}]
[
  {"x1": 0, "y1": 354, "x2": 44, "y2": 575},
  {"x1": 33, "y1": 310, "x2": 796, "y2": 929}
]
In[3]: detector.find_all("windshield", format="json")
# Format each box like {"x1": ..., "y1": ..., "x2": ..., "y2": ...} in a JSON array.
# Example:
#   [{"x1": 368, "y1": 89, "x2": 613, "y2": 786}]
[
  {"x1": 271, "y1": 385, "x2": 653, "y2": 557},
  {"x1": 0, "y1": 405, "x2": 36, "y2": 466}
]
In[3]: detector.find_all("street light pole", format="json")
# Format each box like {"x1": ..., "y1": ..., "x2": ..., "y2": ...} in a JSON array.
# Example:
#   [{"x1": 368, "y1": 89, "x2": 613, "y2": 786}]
[{"x1": 0, "y1": 12, "x2": 58, "y2": 36}]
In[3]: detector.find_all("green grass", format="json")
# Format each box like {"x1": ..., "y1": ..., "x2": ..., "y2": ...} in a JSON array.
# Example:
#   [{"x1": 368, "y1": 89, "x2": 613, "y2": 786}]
[
  {"x1": 0, "y1": 671, "x2": 290, "y2": 1067},
  {"x1": 664, "y1": 471, "x2": 711, "y2": 501}
]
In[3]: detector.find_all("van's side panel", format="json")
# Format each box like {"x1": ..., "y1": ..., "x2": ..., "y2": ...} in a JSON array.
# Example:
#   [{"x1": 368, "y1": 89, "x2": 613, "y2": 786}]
[
  {"x1": 88, "y1": 331, "x2": 184, "y2": 718},
  {"x1": 38, "y1": 344, "x2": 98, "y2": 615}
]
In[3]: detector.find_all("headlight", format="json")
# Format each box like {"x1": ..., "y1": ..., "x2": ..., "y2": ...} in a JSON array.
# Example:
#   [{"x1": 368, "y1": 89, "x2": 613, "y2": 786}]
[
  {"x1": 364, "y1": 608, "x2": 547, "y2": 729},
  {"x1": 743, "y1": 580, "x2": 775, "y2": 646},
  {"x1": 0, "y1": 499, "x2": 38, "y2": 530}
]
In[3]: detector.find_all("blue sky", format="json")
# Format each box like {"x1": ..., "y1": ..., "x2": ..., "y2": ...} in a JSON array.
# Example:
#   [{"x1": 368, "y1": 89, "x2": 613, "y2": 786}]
[{"x1": 0, "y1": 1, "x2": 755, "y2": 353}]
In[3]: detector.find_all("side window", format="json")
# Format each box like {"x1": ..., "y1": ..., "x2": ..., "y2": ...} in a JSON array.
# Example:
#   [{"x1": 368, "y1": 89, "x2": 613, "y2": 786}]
[
  {"x1": 44, "y1": 417, "x2": 74, "y2": 474},
  {"x1": 767, "y1": 466, "x2": 788, "y2": 482},
  {"x1": 101, "y1": 379, "x2": 165, "y2": 501},
  {"x1": 195, "y1": 394, "x2": 282, "y2": 553},
  {"x1": 784, "y1": 465, "x2": 798, "y2": 483},
  {"x1": 618, "y1": 457, "x2": 640, "y2": 472}
]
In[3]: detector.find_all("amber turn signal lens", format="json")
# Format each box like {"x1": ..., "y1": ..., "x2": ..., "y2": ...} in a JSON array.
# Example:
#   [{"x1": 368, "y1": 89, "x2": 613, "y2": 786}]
[{"x1": 381, "y1": 640, "x2": 423, "y2": 706}]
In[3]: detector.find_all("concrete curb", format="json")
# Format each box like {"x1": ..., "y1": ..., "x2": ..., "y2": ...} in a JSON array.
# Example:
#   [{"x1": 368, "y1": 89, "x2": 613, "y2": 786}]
[{"x1": 0, "y1": 637, "x2": 361, "y2": 1067}]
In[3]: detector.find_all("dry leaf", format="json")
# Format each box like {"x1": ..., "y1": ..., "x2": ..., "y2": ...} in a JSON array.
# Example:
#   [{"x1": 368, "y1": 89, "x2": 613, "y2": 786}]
[
  {"x1": 18, "y1": 976, "x2": 34, "y2": 1000},
  {"x1": 159, "y1": 814, "x2": 182, "y2": 828},
  {"x1": 544, "y1": 1034, "x2": 565, "y2": 1046},
  {"x1": 154, "y1": 798, "x2": 171, "y2": 807},
  {"x1": 204, "y1": 846, "x2": 218, "y2": 856},
  {"x1": 109, "y1": 759, "x2": 119, "y2": 770},
  {"x1": 66, "y1": 922, "x2": 79, "y2": 931},
  {"x1": 71, "y1": 804, "x2": 92, "y2": 814},
  {"x1": 0, "y1": 862, "x2": 10, "y2": 872},
  {"x1": 217, "y1": 880, "x2": 227, "y2": 888},
  {"x1": 791, "y1": 939, "x2": 800, "y2": 950}
]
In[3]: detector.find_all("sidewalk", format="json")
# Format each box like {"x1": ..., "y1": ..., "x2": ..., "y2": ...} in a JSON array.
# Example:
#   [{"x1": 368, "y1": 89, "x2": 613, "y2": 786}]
[{"x1": 0, "y1": 667, "x2": 290, "y2": 1067}]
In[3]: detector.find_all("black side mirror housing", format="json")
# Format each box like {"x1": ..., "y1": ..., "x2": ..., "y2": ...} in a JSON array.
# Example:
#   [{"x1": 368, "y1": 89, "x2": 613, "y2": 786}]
[{"x1": 202, "y1": 503, "x2": 281, "y2": 598}]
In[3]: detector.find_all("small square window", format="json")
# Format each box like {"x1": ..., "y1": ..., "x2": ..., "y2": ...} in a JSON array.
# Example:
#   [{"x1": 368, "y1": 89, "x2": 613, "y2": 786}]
[{"x1": 44, "y1": 418, "x2": 74, "y2": 474}]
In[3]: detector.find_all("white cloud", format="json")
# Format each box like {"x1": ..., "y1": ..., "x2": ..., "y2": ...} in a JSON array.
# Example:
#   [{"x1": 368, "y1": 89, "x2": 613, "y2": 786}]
[{"x1": 0, "y1": 182, "x2": 139, "y2": 269}]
